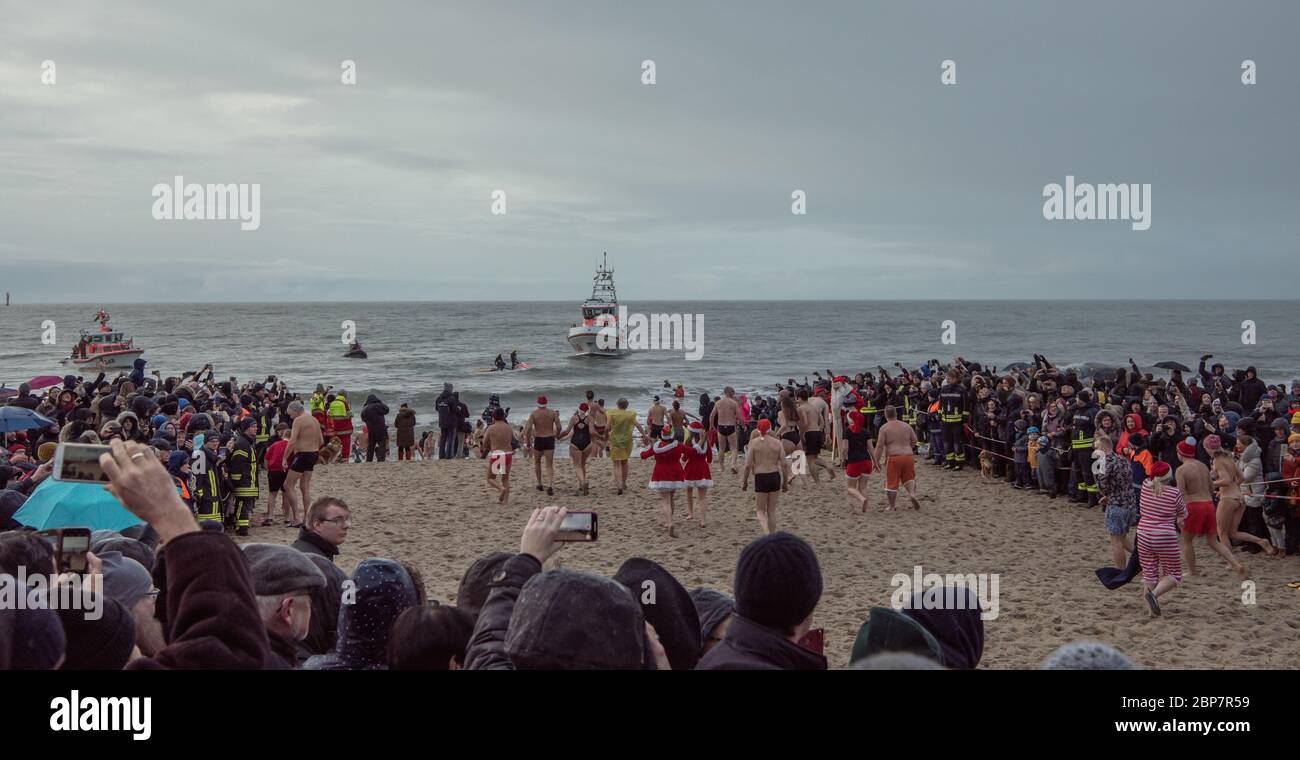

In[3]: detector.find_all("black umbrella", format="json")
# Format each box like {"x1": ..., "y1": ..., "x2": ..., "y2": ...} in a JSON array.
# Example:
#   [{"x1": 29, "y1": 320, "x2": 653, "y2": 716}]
[
  {"x1": 1002, "y1": 361, "x2": 1032, "y2": 371},
  {"x1": 1085, "y1": 367, "x2": 1119, "y2": 382},
  {"x1": 1153, "y1": 361, "x2": 1191, "y2": 372}
]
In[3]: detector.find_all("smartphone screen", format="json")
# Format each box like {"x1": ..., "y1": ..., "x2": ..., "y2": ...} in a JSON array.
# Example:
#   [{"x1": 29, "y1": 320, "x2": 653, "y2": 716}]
[
  {"x1": 556, "y1": 511, "x2": 597, "y2": 542},
  {"x1": 53, "y1": 443, "x2": 112, "y2": 483},
  {"x1": 60, "y1": 532, "x2": 90, "y2": 573}
]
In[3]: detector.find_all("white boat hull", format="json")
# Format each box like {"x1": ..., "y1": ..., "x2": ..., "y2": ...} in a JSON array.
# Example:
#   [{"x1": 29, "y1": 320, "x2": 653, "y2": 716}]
[
  {"x1": 567, "y1": 326, "x2": 629, "y2": 357},
  {"x1": 61, "y1": 350, "x2": 144, "y2": 369}
]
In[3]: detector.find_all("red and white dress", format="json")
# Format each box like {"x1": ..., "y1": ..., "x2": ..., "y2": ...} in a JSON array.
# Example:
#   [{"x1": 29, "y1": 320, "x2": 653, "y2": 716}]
[
  {"x1": 642, "y1": 440, "x2": 684, "y2": 490},
  {"x1": 680, "y1": 440, "x2": 713, "y2": 488}
]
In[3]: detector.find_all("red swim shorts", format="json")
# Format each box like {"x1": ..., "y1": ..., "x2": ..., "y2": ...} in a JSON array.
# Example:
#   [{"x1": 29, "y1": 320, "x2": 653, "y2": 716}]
[
  {"x1": 886, "y1": 455, "x2": 916, "y2": 491},
  {"x1": 488, "y1": 450, "x2": 513, "y2": 475},
  {"x1": 1184, "y1": 500, "x2": 1216, "y2": 535},
  {"x1": 845, "y1": 459, "x2": 872, "y2": 479}
]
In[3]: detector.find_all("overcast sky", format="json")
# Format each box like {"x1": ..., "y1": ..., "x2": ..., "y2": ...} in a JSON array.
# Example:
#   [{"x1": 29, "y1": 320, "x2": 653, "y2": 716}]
[{"x1": 1, "y1": 1, "x2": 1297, "y2": 301}]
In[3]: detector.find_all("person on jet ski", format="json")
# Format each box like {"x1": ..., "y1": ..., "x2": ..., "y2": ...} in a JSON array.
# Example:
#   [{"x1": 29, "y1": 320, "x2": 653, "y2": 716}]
[
  {"x1": 510, "y1": 350, "x2": 519, "y2": 370},
  {"x1": 494, "y1": 353, "x2": 506, "y2": 371},
  {"x1": 348, "y1": 340, "x2": 363, "y2": 355}
]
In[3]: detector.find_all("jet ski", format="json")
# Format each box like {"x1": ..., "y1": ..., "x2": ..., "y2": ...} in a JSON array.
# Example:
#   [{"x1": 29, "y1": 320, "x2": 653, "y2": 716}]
[
  {"x1": 344, "y1": 343, "x2": 367, "y2": 359},
  {"x1": 472, "y1": 362, "x2": 532, "y2": 374}
]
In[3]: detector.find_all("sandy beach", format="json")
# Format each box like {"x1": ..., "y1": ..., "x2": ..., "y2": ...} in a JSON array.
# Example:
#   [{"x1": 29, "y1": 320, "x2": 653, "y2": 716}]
[{"x1": 235, "y1": 455, "x2": 1300, "y2": 669}]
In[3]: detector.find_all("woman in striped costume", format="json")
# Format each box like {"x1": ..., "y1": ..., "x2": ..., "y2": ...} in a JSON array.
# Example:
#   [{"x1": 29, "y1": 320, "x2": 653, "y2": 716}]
[{"x1": 1136, "y1": 460, "x2": 1186, "y2": 616}]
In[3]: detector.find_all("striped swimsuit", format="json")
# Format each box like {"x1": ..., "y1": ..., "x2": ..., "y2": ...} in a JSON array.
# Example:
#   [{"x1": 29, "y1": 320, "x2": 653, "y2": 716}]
[{"x1": 1136, "y1": 481, "x2": 1187, "y2": 586}]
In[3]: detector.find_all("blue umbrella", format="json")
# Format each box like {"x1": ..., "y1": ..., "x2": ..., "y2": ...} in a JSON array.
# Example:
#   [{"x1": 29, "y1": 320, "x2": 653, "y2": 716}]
[
  {"x1": 0, "y1": 406, "x2": 55, "y2": 433},
  {"x1": 12, "y1": 478, "x2": 144, "y2": 532}
]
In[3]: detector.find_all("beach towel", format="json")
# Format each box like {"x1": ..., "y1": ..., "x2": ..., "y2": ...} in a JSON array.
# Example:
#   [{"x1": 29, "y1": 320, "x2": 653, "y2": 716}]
[{"x1": 1095, "y1": 544, "x2": 1142, "y2": 590}]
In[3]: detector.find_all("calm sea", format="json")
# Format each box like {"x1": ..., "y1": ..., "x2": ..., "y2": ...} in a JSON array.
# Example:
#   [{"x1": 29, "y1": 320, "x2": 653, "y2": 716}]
[{"x1": 2, "y1": 301, "x2": 1296, "y2": 428}]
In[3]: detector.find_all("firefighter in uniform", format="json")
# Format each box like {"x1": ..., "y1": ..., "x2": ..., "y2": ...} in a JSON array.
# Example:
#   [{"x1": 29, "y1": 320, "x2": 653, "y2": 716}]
[
  {"x1": 191, "y1": 433, "x2": 226, "y2": 526},
  {"x1": 1067, "y1": 389, "x2": 1101, "y2": 505},
  {"x1": 925, "y1": 388, "x2": 944, "y2": 464},
  {"x1": 939, "y1": 371, "x2": 969, "y2": 470},
  {"x1": 228, "y1": 417, "x2": 261, "y2": 536}
]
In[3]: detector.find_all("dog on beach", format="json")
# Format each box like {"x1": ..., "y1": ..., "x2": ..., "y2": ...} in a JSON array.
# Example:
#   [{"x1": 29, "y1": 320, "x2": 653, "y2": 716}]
[
  {"x1": 318, "y1": 436, "x2": 343, "y2": 465},
  {"x1": 979, "y1": 450, "x2": 995, "y2": 482}
]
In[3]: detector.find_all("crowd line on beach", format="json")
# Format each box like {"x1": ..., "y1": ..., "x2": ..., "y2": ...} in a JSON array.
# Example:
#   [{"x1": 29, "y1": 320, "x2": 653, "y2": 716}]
[{"x1": 3, "y1": 351, "x2": 1299, "y2": 670}]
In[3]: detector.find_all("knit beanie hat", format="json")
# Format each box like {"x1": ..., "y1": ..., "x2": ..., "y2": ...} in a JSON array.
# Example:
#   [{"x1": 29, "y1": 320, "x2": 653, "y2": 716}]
[
  {"x1": 733, "y1": 532, "x2": 822, "y2": 631},
  {"x1": 57, "y1": 597, "x2": 137, "y2": 670},
  {"x1": 1039, "y1": 640, "x2": 1140, "y2": 670}
]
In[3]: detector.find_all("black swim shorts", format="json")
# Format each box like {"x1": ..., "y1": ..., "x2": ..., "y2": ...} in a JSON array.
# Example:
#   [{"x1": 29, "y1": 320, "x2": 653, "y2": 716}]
[
  {"x1": 718, "y1": 425, "x2": 736, "y2": 437},
  {"x1": 533, "y1": 436, "x2": 555, "y2": 451},
  {"x1": 803, "y1": 431, "x2": 824, "y2": 455},
  {"x1": 289, "y1": 452, "x2": 319, "y2": 472},
  {"x1": 754, "y1": 471, "x2": 782, "y2": 493}
]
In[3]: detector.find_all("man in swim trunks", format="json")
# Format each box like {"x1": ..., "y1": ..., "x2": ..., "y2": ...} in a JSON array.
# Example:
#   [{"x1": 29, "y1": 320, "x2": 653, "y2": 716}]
[
  {"x1": 281, "y1": 400, "x2": 324, "y2": 527},
  {"x1": 742, "y1": 419, "x2": 790, "y2": 534},
  {"x1": 875, "y1": 405, "x2": 921, "y2": 511},
  {"x1": 522, "y1": 395, "x2": 561, "y2": 495},
  {"x1": 1174, "y1": 439, "x2": 1245, "y2": 577},
  {"x1": 797, "y1": 387, "x2": 835, "y2": 482},
  {"x1": 647, "y1": 396, "x2": 667, "y2": 439},
  {"x1": 606, "y1": 398, "x2": 646, "y2": 495},
  {"x1": 709, "y1": 386, "x2": 741, "y2": 474},
  {"x1": 483, "y1": 408, "x2": 516, "y2": 504},
  {"x1": 669, "y1": 401, "x2": 688, "y2": 442}
]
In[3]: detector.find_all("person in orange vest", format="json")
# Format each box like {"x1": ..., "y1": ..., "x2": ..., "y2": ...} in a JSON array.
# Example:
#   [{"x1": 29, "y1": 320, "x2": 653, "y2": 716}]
[{"x1": 328, "y1": 390, "x2": 354, "y2": 461}]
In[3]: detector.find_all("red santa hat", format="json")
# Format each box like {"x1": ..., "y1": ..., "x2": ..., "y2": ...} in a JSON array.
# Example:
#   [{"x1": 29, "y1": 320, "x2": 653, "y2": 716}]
[
  {"x1": 537, "y1": 395, "x2": 547, "y2": 406},
  {"x1": 688, "y1": 420, "x2": 704, "y2": 434},
  {"x1": 660, "y1": 424, "x2": 675, "y2": 439},
  {"x1": 756, "y1": 419, "x2": 771, "y2": 435}
]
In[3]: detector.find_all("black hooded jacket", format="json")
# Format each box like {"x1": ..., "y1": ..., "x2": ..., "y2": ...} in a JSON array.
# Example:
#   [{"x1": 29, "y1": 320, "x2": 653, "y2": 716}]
[{"x1": 361, "y1": 395, "x2": 390, "y2": 437}]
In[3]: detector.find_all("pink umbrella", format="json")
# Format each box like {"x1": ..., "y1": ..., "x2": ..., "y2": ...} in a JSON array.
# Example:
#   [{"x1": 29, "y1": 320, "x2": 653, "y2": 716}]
[{"x1": 26, "y1": 375, "x2": 62, "y2": 390}]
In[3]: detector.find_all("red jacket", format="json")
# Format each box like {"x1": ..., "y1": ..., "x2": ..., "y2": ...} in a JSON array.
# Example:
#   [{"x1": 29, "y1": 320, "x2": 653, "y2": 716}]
[
  {"x1": 641, "y1": 440, "x2": 684, "y2": 485},
  {"x1": 680, "y1": 440, "x2": 713, "y2": 484}
]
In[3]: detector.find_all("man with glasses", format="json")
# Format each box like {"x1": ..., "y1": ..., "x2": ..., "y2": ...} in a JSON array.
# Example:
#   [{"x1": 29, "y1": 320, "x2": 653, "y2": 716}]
[
  {"x1": 292, "y1": 497, "x2": 351, "y2": 562},
  {"x1": 241, "y1": 543, "x2": 326, "y2": 668}
]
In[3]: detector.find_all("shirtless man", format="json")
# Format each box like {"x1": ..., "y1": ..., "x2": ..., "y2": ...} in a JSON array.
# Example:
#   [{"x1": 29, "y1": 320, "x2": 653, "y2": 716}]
[
  {"x1": 742, "y1": 419, "x2": 791, "y2": 534},
  {"x1": 668, "y1": 401, "x2": 688, "y2": 442},
  {"x1": 709, "y1": 387, "x2": 741, "y2": 474},
  {"x1": 1175, "y1": 441, "x2": 1246, "y2": 578},
  {"x1": 797, "y1": 388, "x2": 835, "y2": 482},
  {"x1": 281, "y1": 400, "x2": 324, "y2": 527},
  {"x1": 522, "y1": 395, "x2": 561, "y2": 495},
  {"x1": 647, "y1": 396, "x2": 668, "y2": 439},
  {"x1": 874, "y1": 406, "x2": 921, "y2": 511},
  {"x1": 483, "y1": 409, "x2": 516, "y2": 503}
]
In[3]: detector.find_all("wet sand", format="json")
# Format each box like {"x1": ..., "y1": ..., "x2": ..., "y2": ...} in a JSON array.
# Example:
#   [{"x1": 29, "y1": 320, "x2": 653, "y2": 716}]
[{"x1": 237, "y1": 454, "x2": 1300, "y2": 669}]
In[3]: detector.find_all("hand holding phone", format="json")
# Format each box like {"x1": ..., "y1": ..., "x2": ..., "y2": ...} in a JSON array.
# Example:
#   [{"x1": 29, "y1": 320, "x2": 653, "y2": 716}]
[{"x1": 37, "y1": 527, "x2": 92, "y2": 573}]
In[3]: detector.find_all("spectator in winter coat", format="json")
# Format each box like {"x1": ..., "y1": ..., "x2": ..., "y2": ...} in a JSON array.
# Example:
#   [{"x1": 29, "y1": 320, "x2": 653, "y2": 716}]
[{"x1": 361, "y1": 394, "x2": 390, "y2": 462}]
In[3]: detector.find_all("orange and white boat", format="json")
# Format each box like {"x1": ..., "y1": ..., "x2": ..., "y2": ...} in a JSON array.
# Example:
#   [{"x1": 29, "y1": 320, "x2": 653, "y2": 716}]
[
  {"x1": 567, "y1": 253, "x2": 630, "y2": 358},
  {"x1": 61, "y1": 310, "x2": 145, "y2": 369}
]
